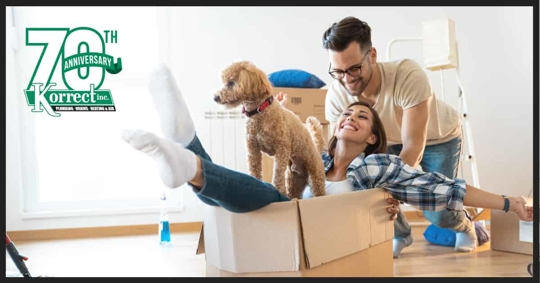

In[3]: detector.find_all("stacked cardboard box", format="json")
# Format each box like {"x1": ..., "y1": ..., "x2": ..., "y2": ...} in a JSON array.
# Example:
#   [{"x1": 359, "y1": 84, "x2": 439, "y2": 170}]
[{"x1": 271, "y1": 87, "x2": 328, "y2": 125}]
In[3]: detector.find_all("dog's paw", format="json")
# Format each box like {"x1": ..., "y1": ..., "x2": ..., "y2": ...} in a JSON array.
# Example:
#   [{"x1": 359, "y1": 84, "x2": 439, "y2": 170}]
[{"x1": 311, "y1": 189, "x2": 326, "y2": 197}]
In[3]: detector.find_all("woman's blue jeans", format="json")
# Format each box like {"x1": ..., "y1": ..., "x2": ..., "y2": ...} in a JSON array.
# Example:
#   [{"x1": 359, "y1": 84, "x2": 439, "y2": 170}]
[{"x1": 185, "y1": 133, "x2": 290, "y2": 213}]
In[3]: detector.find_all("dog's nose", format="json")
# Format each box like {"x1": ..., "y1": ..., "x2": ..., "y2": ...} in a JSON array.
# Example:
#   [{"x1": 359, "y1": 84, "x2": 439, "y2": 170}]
[{"x1": 213, "y1": 95, "x2": 221, "y2": 103}]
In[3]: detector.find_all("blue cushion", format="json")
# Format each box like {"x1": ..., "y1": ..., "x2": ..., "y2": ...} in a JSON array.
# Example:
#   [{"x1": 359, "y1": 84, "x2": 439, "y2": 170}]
[
  {"x1": 423, "y1": 224, "x2": 456, "y2": 247},
  {"x1": 423, "y1": 222, "x2": 490, "y2": 247},
  {"x1": 268, "y1": 69, "x2": 326, "y2": 89}
]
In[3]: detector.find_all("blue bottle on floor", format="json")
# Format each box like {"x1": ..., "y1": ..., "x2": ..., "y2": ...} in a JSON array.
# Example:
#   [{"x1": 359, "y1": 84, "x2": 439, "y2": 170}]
[{"x1": 159, "y1": 191, "x2": 171, "y2": 246}]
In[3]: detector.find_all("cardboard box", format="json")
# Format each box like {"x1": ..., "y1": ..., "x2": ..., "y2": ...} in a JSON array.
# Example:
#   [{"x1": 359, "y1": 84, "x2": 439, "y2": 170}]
[
  {"x1": 196, "y1": 188, "x2": 394, "y2": 277},
  {"x1": 272, "y1": 87, "x2": 328, "y2": 124},
  {"x1": 490, "y1": 197, "x2": 538, "y2": 256},
  {"x1": 422, "y1": 18, "x2": 458, "y2": 71}
]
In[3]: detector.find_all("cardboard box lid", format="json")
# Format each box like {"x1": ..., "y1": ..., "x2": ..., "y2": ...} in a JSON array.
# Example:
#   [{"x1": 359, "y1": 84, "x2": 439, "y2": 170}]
[
  {"x1": 196, "y1": 188, "x2": 393, "y2": 273},
  {"x1": 298, "y1": 188, "x2": 394, "y2": 269}
]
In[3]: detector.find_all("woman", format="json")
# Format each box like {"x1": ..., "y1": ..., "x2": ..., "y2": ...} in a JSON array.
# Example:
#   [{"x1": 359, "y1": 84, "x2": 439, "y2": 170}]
[{"x1": 122, "y1": 64, "x2": 533, "y2": 256}]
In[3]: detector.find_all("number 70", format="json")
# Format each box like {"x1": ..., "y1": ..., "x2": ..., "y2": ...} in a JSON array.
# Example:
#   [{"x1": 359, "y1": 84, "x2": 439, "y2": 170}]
[{"x1": 25, "y1": 27, "x2": 108, "y2": 91}]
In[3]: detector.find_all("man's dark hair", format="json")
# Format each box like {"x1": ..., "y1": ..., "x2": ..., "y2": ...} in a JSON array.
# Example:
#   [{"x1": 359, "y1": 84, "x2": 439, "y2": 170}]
[{"x1": 322, "y1": 16, "x2": 372, "y2": 52}]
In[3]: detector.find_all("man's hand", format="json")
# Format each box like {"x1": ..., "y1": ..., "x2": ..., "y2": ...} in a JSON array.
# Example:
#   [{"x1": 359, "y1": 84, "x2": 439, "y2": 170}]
[
  {"x1": 274, "y1": 91, "x2": 288, "y2": 108},
  {"x1": 386, "y1": 197, "x2": 400, "y2": 220}
]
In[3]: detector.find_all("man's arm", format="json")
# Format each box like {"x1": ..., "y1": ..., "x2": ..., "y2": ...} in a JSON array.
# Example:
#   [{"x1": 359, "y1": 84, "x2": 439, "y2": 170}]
[
  {"x1": 324, "y1": 83, "x2": 344, "y2": 139},
  {"x1": 399, "y1": 96, "x2": 431, "y2": 168}
]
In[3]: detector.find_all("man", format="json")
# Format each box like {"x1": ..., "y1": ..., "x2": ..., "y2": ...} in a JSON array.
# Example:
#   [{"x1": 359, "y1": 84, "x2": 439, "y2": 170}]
[{"x1": 322, "y1": 16, "x2": 477, "y2": 258}]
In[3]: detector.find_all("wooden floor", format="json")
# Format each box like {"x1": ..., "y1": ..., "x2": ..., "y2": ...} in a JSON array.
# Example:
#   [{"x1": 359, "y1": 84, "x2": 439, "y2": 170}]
[
  {"x1": 6, "y1": 226, "x2": 533, "y2": 277},
  {"x1": 394, "y1": 226, "x2": 532, "y2": 277}
]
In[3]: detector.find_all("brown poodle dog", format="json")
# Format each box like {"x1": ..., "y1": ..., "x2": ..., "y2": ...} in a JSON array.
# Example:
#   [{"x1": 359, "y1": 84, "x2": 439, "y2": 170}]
[{"x1": 213, "y1": 61, "x2": 326, "y2": 199}]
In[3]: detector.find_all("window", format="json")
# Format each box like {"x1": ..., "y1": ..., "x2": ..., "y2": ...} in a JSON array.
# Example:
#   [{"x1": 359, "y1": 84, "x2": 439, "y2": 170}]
[{"x1": 12, "y1": 7, "x2": 185, "y2": 216}]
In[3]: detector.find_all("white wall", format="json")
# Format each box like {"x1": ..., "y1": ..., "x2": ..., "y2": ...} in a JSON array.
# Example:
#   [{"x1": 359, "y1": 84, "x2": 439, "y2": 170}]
[
  {"x1": 165, "y1": 6, "x2": 534, "y2": 199},
  {"x1": 6, "y1": 6, "x2": 534, "y2": 231}
]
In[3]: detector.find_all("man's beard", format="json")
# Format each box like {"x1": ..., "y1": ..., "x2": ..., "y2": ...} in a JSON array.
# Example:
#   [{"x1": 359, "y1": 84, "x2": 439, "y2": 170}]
[{"x1": 340, "y1": 66, "x2": 372, "y2": 97}]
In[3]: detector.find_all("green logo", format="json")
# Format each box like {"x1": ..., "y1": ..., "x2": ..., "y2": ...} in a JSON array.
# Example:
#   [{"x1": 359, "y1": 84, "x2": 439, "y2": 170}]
[{"x1": 23, "y1": 27, "x2": 122, "y2": 117}]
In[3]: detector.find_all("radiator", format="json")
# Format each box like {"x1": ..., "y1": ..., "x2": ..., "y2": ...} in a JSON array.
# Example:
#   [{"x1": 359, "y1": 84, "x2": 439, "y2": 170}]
[{"x1": 202, "y1": 108, "x2": 250, "y2": 175}]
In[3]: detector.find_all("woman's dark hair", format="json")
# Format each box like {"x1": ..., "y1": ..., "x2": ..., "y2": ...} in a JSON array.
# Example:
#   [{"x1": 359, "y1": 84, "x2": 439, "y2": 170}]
[
  {"x1": 322, "y1": 16, "x2": 372, "y2": 53},
  {"x1": 327, "y1": 101, "x2": 387, "y2": 158}
]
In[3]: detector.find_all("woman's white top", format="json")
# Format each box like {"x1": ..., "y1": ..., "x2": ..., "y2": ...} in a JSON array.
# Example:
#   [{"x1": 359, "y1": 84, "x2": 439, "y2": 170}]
[{"x1": 302, "y1": 179, "x2": 355, "y2": 199}]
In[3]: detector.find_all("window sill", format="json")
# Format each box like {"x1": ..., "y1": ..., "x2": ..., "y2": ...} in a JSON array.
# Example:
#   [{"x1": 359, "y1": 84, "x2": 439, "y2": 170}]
[{"x1": 20, "y1": 205, "x2": 185, "y2": 220}]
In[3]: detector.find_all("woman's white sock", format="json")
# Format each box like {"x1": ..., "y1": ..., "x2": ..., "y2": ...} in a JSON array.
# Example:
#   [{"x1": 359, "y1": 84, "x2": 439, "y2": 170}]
[
  {"x1": 149, "y1": 63, "x2": 196, "y2": 147},
  {"x1": 393, "y1": 238, "x2": 412, "y2": 258},
  {"x1": 454, "y1": 230, "x2": 477, "y2": 252},
  {"x1": 121, "y1": 129, "x2": 197, "y2": 189}
]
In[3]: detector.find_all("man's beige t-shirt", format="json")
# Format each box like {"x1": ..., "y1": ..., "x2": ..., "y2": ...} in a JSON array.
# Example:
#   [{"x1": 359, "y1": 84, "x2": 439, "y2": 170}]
[{"x1": 325, "y1": 59, "x2": 461, "y2": 146}]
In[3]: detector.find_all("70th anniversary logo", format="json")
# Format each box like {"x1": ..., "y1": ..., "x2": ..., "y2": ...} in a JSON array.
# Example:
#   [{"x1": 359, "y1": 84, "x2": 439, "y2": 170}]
[{"x1": 24, "y1": 27, "x2": 122, "y2": 117}]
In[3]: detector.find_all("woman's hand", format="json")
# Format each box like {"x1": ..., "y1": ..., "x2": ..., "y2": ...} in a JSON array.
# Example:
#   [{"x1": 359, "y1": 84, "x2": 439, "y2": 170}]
[
  {"x1": 274, "y1": 91, "x2": 288, "y2": 108},
  {"x1": 510, "y1": 196, "x2": 533, "y2": 221},
  {"x1": 386, "y1": 197, "x2": 400, "y2": 220}
]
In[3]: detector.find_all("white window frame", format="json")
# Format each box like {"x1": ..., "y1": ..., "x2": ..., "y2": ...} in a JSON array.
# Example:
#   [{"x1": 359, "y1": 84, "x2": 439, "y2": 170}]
[{"x1": 8, "y1": 7, "x2": 195, "y2": 222}]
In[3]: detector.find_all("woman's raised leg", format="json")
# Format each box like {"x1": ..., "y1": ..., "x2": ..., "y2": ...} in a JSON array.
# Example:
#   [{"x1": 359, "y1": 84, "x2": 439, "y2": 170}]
[
  {"x1": 121, "y1": 129, "x2": 289, "y2": 213},
  {"x1": 147, "y1": 63, "x2": 212, "y2": 206}
]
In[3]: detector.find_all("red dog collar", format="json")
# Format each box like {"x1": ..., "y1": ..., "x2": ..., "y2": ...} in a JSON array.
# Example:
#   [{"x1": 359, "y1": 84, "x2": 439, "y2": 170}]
[{"x1": 242, "y1": 96, "x2": 274, "y2": 117}]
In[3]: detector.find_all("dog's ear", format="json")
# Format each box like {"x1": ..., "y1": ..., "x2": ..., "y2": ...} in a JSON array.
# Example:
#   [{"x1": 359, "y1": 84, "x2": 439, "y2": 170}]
[
  {"x1": 253, "y1": 67, "x2": 273, "y2": 96},
  {"x1": 235, "y1": 70, "x2": 250, "y2": 97},
  {"x1": 236, "y1": 65, "x2": 273, "y2": 99}
]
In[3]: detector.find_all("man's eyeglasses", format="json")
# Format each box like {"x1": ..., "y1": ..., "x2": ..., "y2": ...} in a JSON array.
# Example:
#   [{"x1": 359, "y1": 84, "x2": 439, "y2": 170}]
[{"x1": 328, "y1": 49, "x2": 371, "y2": 80}]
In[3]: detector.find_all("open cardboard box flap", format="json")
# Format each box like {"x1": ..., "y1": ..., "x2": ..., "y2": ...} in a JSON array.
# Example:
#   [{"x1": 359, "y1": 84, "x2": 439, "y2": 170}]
[
  {"x1": 196, "y1": 188, "x2": 393, "y2": 274},
  {"x1": 196, "y1": 200, "x2": 301, "y2": 273},
  {"x1": 298, "y1": 188, "x2": 393, "y2": 269}
]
